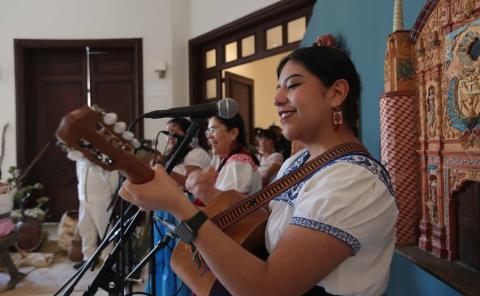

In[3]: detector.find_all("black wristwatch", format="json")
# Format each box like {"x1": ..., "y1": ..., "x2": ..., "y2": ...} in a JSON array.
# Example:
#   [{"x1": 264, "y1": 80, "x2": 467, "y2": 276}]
[{"x1": 173, "y1": 210, "x2": 208, "y2": 244}]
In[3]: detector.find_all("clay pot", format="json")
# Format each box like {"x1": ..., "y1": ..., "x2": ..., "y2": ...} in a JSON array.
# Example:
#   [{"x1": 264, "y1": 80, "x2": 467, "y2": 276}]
[{"x1": 16, "y1": 217, "x2": 43, "y2": 251}]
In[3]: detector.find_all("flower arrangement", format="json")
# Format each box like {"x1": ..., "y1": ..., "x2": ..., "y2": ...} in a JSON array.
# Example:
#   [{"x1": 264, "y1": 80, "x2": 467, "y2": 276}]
[{"x1": 7, "y1": 166, "x2": 49, "y2": 222}]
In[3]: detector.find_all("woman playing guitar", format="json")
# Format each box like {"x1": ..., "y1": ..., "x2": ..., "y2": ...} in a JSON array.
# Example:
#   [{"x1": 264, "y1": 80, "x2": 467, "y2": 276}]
[{"x1": 120, "y1": 45, "x2": 398, "y2": 296}]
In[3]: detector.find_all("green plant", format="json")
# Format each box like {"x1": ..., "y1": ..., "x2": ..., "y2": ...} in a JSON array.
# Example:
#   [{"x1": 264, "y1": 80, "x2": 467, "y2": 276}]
[{"x1": 7, "y1": 166, "x2": 49, "y2": 222}]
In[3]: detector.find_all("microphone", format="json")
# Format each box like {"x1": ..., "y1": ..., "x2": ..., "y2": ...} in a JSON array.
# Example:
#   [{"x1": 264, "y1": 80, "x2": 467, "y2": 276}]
[
  {"x1": 159, "y1": 131, "x2": 184, "y2": 139},
  {"x1": 143, "y1": 97, "x2": 237, "y2": 119}
]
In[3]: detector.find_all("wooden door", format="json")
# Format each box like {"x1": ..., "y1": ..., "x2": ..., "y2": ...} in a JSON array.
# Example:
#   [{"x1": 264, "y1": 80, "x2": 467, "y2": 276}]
[
  {"x1": 25, "y1": 48, "x2": 87, "y2": 221},
  {"x1": 16, "y1": 39, "x2": 143, "y2": 221},
  {"x1": 224, "y1": 71, "x2": 254, "y2": 142},
  {"x1": 456, "y1": 181, "x2": 480, "y2": 271},
  {"x1": 89, "y1": 46, "x2": 142, "y2": 136}
]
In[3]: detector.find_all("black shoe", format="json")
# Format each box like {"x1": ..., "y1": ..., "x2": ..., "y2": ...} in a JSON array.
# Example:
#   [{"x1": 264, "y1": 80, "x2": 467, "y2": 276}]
[{"x1": 73, "y1": 260, "x2": 86, "y2": 270}]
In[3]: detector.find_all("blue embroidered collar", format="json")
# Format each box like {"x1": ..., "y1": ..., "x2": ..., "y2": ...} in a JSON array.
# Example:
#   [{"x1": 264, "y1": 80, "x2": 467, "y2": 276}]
[{"x1": 274, "y1": 150, "x2": 395, "y2": 206}]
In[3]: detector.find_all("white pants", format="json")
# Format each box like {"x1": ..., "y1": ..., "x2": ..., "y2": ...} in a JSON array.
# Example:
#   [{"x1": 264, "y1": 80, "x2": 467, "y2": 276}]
[{"x1": 77, "y1": 199, "x2": 113, "y2": 260}]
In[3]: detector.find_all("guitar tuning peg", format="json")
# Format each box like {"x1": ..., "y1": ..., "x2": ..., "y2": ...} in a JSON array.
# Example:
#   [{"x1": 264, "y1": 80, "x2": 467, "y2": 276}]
[
  {"x1": 67, "y1": 150, "x2": 84, "y2": 161},
  {"x1": 131, "y1": 138, "x2": 141, "y2": 149},
  {"x1": 122, "y1": 131, "x2": 135, "y2": 141},
  {"x1": 103, "y1": 113, "x2": 118, "y2": 125},
  {"x1": 113, "y1": 122, "x2": 127, "y2": 134},
  {"x1": 91, "y1": 105, "x2": 105, "y2": 114},
  {"x1": 56, "y1": 140, "x2": 68, "y2": 151}
]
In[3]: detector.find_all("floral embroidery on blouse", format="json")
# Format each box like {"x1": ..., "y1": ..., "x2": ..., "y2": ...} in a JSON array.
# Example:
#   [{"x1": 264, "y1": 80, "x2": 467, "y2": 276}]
[
  {"x1": 273, "y1": 151, "x2": 395, "y2": 206},
  {"x1": 291, "y1": 217, "x2": 361, "y2": 254},
  {"x1": 225, "y1": 154, "x2": 257, "y2": 170}
]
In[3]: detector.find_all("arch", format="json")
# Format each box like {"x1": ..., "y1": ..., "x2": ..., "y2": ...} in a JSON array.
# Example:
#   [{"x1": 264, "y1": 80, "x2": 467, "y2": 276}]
[{"x1": 410, "y1": 0, "x2": 440, "y2": 42}]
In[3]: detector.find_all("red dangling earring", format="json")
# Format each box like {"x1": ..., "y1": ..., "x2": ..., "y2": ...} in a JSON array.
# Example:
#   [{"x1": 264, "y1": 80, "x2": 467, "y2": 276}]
[{"x1": 332, "y1": 106, "x2": 343, "y2": 131}]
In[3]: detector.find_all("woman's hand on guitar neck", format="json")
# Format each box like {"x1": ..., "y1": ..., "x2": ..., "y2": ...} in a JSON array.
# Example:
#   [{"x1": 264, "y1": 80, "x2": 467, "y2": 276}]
[{"x1": 119, "y1": 165, "x2": 197, "y2": 220}]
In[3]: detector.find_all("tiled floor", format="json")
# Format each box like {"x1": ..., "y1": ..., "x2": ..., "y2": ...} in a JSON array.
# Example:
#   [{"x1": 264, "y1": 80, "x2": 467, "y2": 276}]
[{"x1": 0, "y1": 223, "x2": 146, "y2": 295}]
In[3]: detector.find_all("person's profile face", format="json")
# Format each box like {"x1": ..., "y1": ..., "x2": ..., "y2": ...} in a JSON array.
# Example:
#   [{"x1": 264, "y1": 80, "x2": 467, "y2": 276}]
[
  {"x1": 258, "y1": 137, "x2": 275, "y2": 154},
  {"x1": 274, "y1": 60, "x2": 333, "y2": 143},
  {"x1": 166, "y1": 122, "x2": 185, "y2": 146},
  {"x1": 206, "y1": 117, "x2": 236, "y2": 157}
]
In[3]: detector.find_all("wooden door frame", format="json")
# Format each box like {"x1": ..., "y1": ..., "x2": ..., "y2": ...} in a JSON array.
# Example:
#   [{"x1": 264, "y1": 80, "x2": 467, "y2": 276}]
[
  {"x1": 14, "y1": 38, "x2": 143, "y2": 168},
  {"x1": 224, "y1": 71, "x2": 255, "y2": 141},
  {"x1": 189, "y1": 0, "x2": 315, "y2": 105}
]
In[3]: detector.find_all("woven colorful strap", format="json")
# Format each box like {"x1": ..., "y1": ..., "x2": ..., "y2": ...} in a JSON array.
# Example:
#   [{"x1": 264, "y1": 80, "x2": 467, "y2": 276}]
[{"x1": 211, "y1": 142, "x2": 369, "y2": 230}]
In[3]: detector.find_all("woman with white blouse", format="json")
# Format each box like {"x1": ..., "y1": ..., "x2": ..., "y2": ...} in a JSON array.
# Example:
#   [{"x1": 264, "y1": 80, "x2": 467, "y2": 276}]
[
  {"x1": 256, "y1": 128, "x2": 284, "y2": 185},
  {"x1": 122, "y1": 46, "x2": 398, "y2": 296},
  {"x1": 150, "y1": 117, "x2": 211, "y2": 296},
  {"x1": 187, "y1": 114, "x2": 262, "y2": 206}
]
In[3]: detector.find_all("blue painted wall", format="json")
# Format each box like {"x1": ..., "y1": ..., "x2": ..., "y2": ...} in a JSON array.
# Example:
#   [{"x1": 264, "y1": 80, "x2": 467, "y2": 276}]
[
  {"x1": 301, "y1": 0, "x2": 424, "y2": 159},
  {"x1": 302, "y1": 1, "x2": 462, "y2": 295},
  {"x1": 388, "y1": 253, "x2": 461, "y2": 296}
]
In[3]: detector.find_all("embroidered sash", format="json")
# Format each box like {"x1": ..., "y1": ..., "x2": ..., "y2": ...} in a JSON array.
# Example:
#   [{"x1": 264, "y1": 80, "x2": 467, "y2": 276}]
[{"x1": 210, "y1": 142, "x2": 368, "y2": 230}]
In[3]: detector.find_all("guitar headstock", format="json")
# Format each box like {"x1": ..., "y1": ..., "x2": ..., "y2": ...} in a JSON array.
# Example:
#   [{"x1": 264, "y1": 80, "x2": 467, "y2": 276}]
[{"x1": 56, "y1": 105, "x2": 154, "y2": 184}]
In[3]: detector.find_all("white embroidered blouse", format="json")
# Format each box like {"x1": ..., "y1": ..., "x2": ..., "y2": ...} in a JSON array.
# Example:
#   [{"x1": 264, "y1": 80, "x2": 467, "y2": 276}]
[
  {"x1": 258, "y1": 152, "x2": 284, "y2": 184},
  {"x1": 172, "y1": 147, "x2": 211, "y2": 176},
  {"x1": 214, "y1": 153, "x2": 262, "y2": 196},
  {"x1": 265, "y1": 149, "x2": 398, "y2": 296}
]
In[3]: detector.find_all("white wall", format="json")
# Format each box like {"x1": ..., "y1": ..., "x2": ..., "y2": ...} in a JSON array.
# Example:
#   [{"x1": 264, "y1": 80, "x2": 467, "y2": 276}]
[
  {"x1": 0, "y1": 0, "x2": 178, "y2": 174},
  {"x1": 189, "y1": 0, "x2": 280, "y2": 37},
  {"x1": 0, "y1": 0, "x2": 280, "y2": 175},
  {"x1": 224, "y1": 52, "x2": 290, "y2": 129}
]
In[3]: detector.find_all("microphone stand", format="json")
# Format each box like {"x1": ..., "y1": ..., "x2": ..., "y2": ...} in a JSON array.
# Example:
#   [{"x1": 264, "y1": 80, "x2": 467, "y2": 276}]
[
  {"x1": 55, "y1": 116, "x2": 146, "y2": 296},
  {"x1": 53, "y1": 204, "x2": 135, "y2": 296},
  {"x1": 78, "y1": 119, "x2": 201, "y2": 296},
  {"x1": 127, "y1": 119, "x2": 201, "y2": 290}
]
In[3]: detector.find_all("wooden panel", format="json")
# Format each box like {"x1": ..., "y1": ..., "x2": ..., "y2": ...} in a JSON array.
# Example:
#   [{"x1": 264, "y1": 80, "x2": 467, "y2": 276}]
[
  {"x1": 89, "y1": 47, "x2": 141, "y2": 136},
  {"x1": 26, "y1": 48, "x2": 87, "y2": 221},
  {"x1": 94, "y1": 81, "x2": 134, "y2": 124},
  {"x1": 224, "y1": 71, "x2": 254, "y2": 142},
  {"x1": 95, "y1": 59, "x2": 133, "y2": 75},
  {"x1": 457, "y1": 181, "x2": 480, "y2": 271}
]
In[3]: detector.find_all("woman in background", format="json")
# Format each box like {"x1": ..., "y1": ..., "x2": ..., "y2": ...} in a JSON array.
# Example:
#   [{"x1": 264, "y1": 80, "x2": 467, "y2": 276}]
[
  {"x1": 186, "y1": 113, "x2": 262, "y2": 206},
  {"x1": 256, "y1": 128, "x2": 284, "y2": 185},
  {"x1": 150, "y1": 117, "x2": 210, "y2": 296},
  {"x1": 163, "y1": 117, "x2": 211, "y2": 187},
  {"x1": 269, "y1": 124, "x2": 291, "y2": 160}
]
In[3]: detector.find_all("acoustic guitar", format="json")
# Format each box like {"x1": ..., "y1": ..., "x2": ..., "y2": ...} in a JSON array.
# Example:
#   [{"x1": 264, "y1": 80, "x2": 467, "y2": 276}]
[{"x1": 56, "y1": 105, "x2": 269, "y2": 296}]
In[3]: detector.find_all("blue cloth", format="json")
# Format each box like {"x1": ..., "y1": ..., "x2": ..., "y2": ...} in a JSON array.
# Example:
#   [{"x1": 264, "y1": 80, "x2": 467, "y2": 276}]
[{"x1": 145, "y1": 210, "x2": 191, "y2": 296}]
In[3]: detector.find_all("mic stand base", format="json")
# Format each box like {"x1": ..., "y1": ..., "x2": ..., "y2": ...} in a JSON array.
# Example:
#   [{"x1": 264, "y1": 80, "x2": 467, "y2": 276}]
[
  {"x1": 82, "y1": 209, "x2": 143, "y2": 296},
  {"x1": 83, "y1": 258, "x2": 120, "y2": 296},
  {"x1": 54, "y1": 206, "x2": 135, "y2": 296}
]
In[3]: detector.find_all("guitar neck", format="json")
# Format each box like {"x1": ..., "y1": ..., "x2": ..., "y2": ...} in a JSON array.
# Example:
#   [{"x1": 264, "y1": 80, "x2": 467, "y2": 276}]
[{"x1": 120, "y1": 156, "x2": 155, "y2": 184}]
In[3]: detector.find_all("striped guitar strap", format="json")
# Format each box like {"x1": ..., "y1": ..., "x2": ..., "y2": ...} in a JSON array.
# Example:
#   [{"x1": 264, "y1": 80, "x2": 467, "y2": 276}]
[{"x1": 211, "y1": 142, "x2": 369, "y2": 230}]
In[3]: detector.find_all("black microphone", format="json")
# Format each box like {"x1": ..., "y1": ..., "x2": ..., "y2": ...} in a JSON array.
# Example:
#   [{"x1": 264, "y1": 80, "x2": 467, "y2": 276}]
[
  {"x1": 143, "y1": 97, "x2": 237, "y2": 119},
  {"x1": 159, "y1": 130, "x2": 184, "y2": 139}
]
